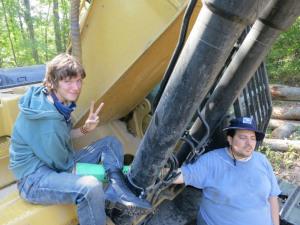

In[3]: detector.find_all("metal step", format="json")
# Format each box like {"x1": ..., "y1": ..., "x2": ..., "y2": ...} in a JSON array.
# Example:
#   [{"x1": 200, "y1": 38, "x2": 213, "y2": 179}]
[
  {"x1": 279, "y1": 180, "x2": 300, "y2": 225},
  {"x1": 0, "y1": 136, "x2": 15, "y2": 188}
]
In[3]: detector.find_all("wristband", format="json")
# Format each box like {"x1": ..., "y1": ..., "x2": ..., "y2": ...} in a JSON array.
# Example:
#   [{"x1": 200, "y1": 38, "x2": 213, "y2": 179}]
[{"x1": 80, "y1": 126, "x2": 89, "y2": 135}]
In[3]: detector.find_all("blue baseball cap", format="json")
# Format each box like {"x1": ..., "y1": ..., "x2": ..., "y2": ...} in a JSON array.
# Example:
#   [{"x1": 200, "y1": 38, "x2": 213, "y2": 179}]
[{"x1": 223, "y1": 117, "x2": 265, "y2": 141}]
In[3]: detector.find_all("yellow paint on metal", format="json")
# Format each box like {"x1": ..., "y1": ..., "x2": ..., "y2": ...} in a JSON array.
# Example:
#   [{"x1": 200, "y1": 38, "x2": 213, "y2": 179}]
[
  {"x1": 0, "y1": 87, "x2": 32, "y2": 188},
  {"x1": 127, "y1": 99, "x2": 152, "y2": 138},
  {"x1": 0, "y1": 93, "x2": 21, "y2": 137},
  {"x1": 73, "y1": 0, "x2": 200, "y2": 126},
  {"x1": 0, "y1": 192, "x2": 77, "y2": 225},
  {"x1": 0, "y1": 137, "x2": 15, "y2": 188},
  {"x1": 0, "y1": 1, "x2": 202, "y2": 224}
]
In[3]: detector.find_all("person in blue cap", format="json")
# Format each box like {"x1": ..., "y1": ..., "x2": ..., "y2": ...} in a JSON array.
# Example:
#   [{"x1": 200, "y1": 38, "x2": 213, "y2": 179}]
[
  {"x1": 174, "y1": 116, "x2": 281, "y2": 225},
  {"x1": 9, "y1": 53, "x2": 151, "y2": 225}
]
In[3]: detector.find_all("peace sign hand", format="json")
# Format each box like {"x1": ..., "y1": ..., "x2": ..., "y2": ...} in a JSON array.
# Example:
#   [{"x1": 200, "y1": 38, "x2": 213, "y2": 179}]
[{"x1": 82, "y1": 101, "x2": 104, "y2": 133}]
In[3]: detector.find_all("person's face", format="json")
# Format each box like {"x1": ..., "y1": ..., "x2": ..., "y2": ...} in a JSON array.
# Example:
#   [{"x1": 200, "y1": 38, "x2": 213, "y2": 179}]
[
  {"x1": 55, "y1": 74, "x2": 83, "y2": 104},
  {"x1": 227, "y1": 129, "x2": 257, "y2": 159}
]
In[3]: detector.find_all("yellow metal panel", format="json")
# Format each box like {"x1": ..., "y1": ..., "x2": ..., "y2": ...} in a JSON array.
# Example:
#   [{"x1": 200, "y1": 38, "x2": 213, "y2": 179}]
[
  {"x1": 0, "y1": 137, "x2": 15, "y2": 188},
  {"x1": 0, "y1": 1, "x2": 202, "y2": 224},
  {"x1": 0, "y1": 87, "x2": 34, "y2": 188},
  {"x1": 73, "y1": 0, "x2": 194, "y2": 125},
  {"x1": 0, "y1": 93, "x2": 21, "y2": 137},
  {"x1": 0, "y1": 192, "x2": 77, "y2": 225}
]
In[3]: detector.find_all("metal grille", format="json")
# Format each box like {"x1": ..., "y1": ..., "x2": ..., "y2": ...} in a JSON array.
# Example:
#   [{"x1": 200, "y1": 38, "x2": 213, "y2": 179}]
[{"x1": 233, "y1": 62, "x2": 272, "y2": 132}]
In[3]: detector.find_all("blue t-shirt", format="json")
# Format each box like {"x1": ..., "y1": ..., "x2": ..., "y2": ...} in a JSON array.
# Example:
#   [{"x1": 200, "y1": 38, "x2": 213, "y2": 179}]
[{"x1": 181, "y1": 148, "x2": 281, "y2": 225}]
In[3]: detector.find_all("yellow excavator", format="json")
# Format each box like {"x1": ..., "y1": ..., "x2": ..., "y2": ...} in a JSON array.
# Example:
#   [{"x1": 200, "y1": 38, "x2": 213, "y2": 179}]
[{"x1": 1, "y1": 0, "x2": 300, "y2": 224}]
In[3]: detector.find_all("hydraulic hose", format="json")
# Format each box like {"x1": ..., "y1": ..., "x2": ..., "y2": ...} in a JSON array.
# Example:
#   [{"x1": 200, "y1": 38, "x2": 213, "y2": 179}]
[
  {"x1": 129, "y1": 0, "x2": 271, "y2": 192},
  {"x1": 152, "y1": 0, "x2": 198, "y2": 112}
]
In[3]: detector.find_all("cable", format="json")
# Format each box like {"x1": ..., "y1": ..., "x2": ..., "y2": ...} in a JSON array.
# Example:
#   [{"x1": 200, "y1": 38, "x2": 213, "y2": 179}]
[{"x1": 152, "y1": 0, "x2": 198, "y2": 112}]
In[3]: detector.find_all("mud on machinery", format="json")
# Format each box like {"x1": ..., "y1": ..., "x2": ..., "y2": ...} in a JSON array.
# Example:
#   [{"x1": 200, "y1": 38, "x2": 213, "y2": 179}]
[{"x1": 0, "y1": 0, "x2": 300, "y2": 224}]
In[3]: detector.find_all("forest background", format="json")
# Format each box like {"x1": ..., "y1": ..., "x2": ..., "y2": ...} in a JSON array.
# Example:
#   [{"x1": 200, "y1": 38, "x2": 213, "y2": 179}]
[
  {"x1": 0, "y1": 0, "x2": 300, "y2": 184},
  {"x1": 0, "y1": 0, "x2": 299, "y2": 84}
]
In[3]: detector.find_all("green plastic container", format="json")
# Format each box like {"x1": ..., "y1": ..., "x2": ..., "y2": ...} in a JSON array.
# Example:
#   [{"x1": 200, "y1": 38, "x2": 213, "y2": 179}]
[{"x1": 75, "y1": 163, "x2": 130, "y2": 182}]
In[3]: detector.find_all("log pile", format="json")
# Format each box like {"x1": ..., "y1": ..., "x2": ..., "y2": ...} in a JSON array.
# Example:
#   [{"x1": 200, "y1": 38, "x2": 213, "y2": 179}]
[{"x1": 263, "y1": 84, "x2": 300, "y2": 152}]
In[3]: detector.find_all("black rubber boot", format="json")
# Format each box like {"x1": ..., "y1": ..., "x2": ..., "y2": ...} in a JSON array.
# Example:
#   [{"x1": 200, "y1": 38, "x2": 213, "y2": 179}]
[{"x1": 104, "y1": 169, "x2": 152, "y2": 216}]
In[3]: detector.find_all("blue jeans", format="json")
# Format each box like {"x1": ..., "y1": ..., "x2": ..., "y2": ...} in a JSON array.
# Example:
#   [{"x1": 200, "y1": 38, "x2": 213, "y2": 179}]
[{"x1": 17, "y1": 136, "x2": 123, "y2": 225}]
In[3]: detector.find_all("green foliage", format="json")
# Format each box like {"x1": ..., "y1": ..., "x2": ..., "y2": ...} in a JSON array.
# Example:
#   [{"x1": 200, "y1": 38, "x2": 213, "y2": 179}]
[
  {"x1": 259, "y1": 145, "x2": 300, "y2": 175},
  {"x1": 260, "y1": 127, "x2": 300, "y2": 181},
  {"x1": 0, "y1": 0, "x2": 70, "y2": 68},
  {"x1": 266, "y1": 17, "x2": 300, "y2": 85}
]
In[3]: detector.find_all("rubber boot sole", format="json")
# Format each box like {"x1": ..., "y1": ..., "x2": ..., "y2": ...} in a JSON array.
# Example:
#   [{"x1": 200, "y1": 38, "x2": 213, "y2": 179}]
[{"x1": 105, "y1": 200, "x2": 151, "y2": 216}]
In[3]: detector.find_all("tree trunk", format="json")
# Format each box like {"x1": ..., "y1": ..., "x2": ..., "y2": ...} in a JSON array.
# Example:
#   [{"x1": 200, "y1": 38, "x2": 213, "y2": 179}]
[
  {"x1": 53, "y1": 0, "x2": 63, "y2": 53},
  {"x1": 18, "y1": 11, "x2": 26, "y2": 41},
  {"x1": 272, "y1": 102, "x2": 300, "y2": 120},
  {"x1": 268, "y1": 119, "x2": 300, "y2": 129},
  {"x1": 44, "y1": 1, "x2": 51, "y2": 60},
  {"x1": 60, "y1": 0, "x2": 68, "y2": 51},
  {"x1": 70, "y1": 0, "x2": 81, "y2": 62},
  {"x1": 263, "y1": 138, "x2": 300, "y2": 152},
  {"x1": 271, "y1": 123, "x2": 297, "y2": 139},
  {"x1": 1, "y1": 0, "x2": 18, "y2": 66},
  {"x1": 270, "y1": 84, "x2": 300, "y2": 101},
  {"x1": 23, "y1": 0, "x2": 40, "y2": 64},
  {"x1": 17, "y1": 0, "x2": 26, "y2": 41}
]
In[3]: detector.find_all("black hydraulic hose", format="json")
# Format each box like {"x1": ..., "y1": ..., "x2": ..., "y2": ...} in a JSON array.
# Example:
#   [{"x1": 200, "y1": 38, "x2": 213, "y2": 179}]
[
  {"x1": 152, "y1": 0, "x2": 198, "y2": 112},
  {"x1": 129, "y1": 0, "x2": 271, "y2": 192},
  {"x1": 176, "y1": 0, "x2": 300, "y2": 166}
]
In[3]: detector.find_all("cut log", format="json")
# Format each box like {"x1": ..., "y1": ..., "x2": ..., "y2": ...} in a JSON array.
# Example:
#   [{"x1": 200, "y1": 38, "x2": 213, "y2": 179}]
[
  {"x1": 263, "y1": 138, "x2": 300, "y2": 152},
  {"x1": 268, "y1": 119, "x2": 300, "y2": 129},
  {"x1": 270, "y1": 84, "x2": 300, "y2": 101},
  {"x1": 272, "y1": 102, "x2": 300, "y2": 120},
  {"x1": 271, "y1": 124, "x2": 297, "y2": 139}
]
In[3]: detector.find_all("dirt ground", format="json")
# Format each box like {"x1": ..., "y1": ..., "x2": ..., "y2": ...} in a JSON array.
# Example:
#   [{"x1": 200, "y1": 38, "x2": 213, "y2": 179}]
[
  {"x1": 276, "y1": 160, "x2": 300, "y2": 186},
  {"x1": 264, "y1": 129, "x2": 300, "y2": 186}
]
